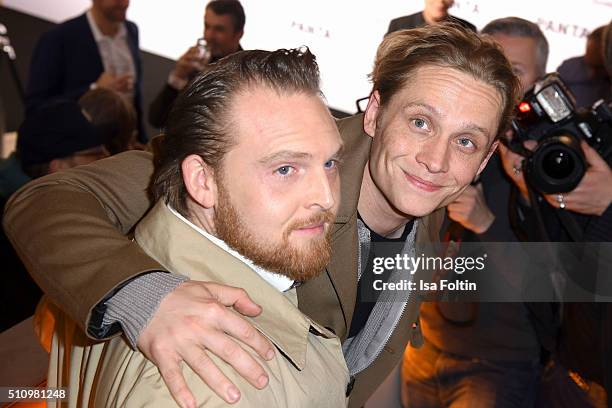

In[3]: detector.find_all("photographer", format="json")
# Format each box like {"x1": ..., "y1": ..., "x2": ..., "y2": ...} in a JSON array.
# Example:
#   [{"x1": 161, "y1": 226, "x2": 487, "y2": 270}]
[
  {"x1": 501, "y1": 105, "x2": 612, "y2": 408},
  {"x1": 557, "y1": 25, "x2": 611, "y2": 109},
  {"x1": 498, "y1": 21, "x2": 612, "y2": 408}
]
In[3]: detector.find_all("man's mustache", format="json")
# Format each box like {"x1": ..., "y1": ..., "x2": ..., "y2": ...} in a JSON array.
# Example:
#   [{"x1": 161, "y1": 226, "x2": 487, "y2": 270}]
[{"x1": 287, "y1": 211, "x2": 336, "y2": 233}]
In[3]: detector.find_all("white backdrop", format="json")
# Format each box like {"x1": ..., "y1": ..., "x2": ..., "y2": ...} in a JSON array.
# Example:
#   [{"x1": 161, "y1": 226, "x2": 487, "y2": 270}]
[{"x1": 2, "y1": 0, "x2": 611, "y2": 113}]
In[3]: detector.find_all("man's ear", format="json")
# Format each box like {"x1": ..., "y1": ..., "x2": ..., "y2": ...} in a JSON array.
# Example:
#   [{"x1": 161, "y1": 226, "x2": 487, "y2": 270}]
[
  {"x1": 363, "y1": 90, "x2": 381, "y2": 138},
  {"x1": 182, "y1": 154, "x2": 217, "y2": 209},
  {"x1": 234, "y1": 29, "x2": 244, "y2": 43},
  {"x1": 476, "y1": 140, "x2": 500, "y2": 177}
]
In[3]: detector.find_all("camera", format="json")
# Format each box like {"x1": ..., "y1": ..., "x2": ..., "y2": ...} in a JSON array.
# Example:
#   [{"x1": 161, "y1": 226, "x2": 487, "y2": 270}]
[{"x1": 509, "y1": 73, "x2": 612, "y2": 194}]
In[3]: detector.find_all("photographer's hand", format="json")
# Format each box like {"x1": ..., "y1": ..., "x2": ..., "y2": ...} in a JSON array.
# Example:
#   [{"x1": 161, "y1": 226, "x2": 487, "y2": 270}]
[
  {"x1": 544, "y1": 141, "x2": 612, "y2": 215},
  {"x1": 498, "y1": 141, "x2": 530, "y2": 203},
  {"x1": 447, "y1": 183, "x2": 495, "y2": 234}
]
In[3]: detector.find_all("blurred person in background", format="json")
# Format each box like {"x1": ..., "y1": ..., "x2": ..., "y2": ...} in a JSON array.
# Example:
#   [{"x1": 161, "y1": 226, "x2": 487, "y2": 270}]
[
  {"x1": 79, "y1": 87, "x2": 139, "y2": 154},
  {"x1": 148, "y1": 0, "x2": 244, "y2": 129},
  {"x1": 0, "y1": 96, "x2": 5, "y2": 138},
  {"x1": 463, "y1": 17, "x2": 612, "y2": 408},
  {"x1": 25, "y1": 0, "x2": 147, "y2": 143},
  {"x1": 387, "y1": 0, "x2": 475, "y2": 34},
  {"x1": 528, "y1": 17, "x2": 612, "y2": 408},
  {"x1": 0, "y1": 88, "x2": 137, "y2": 200},
  {"x1": 1, "y1": 100, "x2": 109, "y2": 333},
  {"x1": 557, "y1": 25, "x2": 611, "y2": 108},
  {"x1": 0, "y1": 90, "x2": 137, "y2": 333}
]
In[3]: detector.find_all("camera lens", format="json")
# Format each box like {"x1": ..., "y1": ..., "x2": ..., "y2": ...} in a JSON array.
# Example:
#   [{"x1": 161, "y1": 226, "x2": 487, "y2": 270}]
[
  {"x1": 542, "y1": 148, "x2": 574, "y2": 180},
  {"x1": 526, "y1": 134, "x2": 586, "y2": 193}
]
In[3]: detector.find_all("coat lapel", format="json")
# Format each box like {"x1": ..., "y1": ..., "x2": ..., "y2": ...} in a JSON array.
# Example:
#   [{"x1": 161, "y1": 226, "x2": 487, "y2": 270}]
[{"x1": 297, "y1": 114, "x2": 371, "y2": 339}]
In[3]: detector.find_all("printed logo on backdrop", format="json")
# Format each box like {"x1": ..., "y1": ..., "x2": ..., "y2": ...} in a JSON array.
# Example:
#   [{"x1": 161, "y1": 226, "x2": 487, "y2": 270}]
[
  {"x1": 290, "y1": 21, "x2": 331, "y2": 39},
  {"x1": 453, "y1": 0, "x2": 481, "y2": 14},
  {"x1": 537, "y1": 18, "x2": 591, "y2": 39}
]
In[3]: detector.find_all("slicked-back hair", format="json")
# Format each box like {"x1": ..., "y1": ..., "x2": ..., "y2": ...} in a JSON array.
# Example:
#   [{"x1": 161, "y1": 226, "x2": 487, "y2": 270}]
[
  {"x1": 371, "y1": 23, "x2": 521, "y2": 138},
  {"x1": 151, "y1": 47, "x2": 321, "y2": 216},
  {"x1": 482, "y1": 17, "x2": 549, "y2": 77},
  {"x1": 206, "y1": 0, "x2": 246, "y2": 32}
]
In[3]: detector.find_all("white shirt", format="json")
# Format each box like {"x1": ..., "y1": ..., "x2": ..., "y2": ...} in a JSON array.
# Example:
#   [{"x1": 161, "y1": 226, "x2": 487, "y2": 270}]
[
  {"x1": 169, "y1": 206, "x2": 295, "y2": 292},
  {"x1": 86, "y1": 10, "x2": 136, "y2": 101}
]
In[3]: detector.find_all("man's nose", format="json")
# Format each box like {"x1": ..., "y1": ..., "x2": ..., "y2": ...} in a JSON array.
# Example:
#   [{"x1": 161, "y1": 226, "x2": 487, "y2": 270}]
[
  {"x1": 305, "y1": 168, "x2": 336, "y2": 211},
  {"x1": 415, "y1": 138, "x2": 450, "y2": 174},
  {"x1": 204, "y1": 28, "x2": 212, "y2": 42}
]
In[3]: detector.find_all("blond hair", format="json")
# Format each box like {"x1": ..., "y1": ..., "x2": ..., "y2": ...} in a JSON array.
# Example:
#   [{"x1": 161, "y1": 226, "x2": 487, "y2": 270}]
[{"x1": 372, "y1": 23, "x2": 521, "y2": 136}]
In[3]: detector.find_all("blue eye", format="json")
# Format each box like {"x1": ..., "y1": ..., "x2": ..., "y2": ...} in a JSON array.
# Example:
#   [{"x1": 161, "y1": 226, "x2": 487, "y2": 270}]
[
  {"x1": 412, "y1": 118, "x2": 429, "y2": 130},
  {"x1": 276, "y1": 166, "x2": 293, "y2": 176},
  {"x1": 457, "y1": 138, "x2": 475, "y2": 149},
  {"x1": 324, "y1": 159, "x2": 337, "y2": 169}
]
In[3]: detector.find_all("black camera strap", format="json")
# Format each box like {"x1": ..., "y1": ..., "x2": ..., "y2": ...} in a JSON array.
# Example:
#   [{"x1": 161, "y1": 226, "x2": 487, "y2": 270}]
[
  {"x1": 519, "y1": 181, "x2": 585, "y2": 242},
  {"x1": 527, "y1": 185, "x2": 552, "y2": 242},
  {"x1": 556, "y1": 208, "x2": 585, "y2": 242}
]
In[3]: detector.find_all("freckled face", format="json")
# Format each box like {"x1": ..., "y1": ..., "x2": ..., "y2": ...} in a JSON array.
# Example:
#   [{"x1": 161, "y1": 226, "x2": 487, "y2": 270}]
[{"x1": 364, "y1": 65, "x2": 503, "y2": 217}]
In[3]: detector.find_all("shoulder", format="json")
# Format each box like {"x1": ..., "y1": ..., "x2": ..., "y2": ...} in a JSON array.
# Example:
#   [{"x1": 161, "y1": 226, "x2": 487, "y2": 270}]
[
  {"x1": 388, "y1": 12, "x2": 423, "y2": 32},
  {"x1": 557, "y1": 57, "x2": 586, "y2": 78},
  {"x1": 336, "y1": 114, "x2": 364, "y2": 140},
  {"x1": 336, "y1": 114, "x2": 371, "y2": 158},
  {"x1": 57, "y1": 13, "x2": 90, "y2": 35},
  {"x1": 33, "y1": 15, "x2": 81, "y2": 51},
  {"x1": 37, "y1": 13, "x2": 88, "y2": 47},
  {"x1": 418, "y1": 207, "x2": 446, "y2": 243},
  {"x1": 334, "y1": 114, "x2": 371, "y2": 215},
  {"x1": 125, "y1": 20, "x2": 139, "y2": 36}
]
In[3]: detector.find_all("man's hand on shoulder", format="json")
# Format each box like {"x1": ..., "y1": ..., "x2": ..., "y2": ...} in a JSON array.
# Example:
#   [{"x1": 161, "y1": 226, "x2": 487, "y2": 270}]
[{"x1": 137, "y1": 281, "x2": 275, "y2": 408}]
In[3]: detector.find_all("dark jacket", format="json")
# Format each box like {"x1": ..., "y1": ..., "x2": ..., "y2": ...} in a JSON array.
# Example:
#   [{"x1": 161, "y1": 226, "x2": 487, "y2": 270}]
[
  {"x1": 25, "y1": 13, "x2": 147, "y2": 142},
  {"x1": 517, "y1": 184, "x2": 612, "y2": 406},
  {"x1": 148, "y1": 46, "x2": 243, "y2": 129},
  {"x1": 387, "y1": 11, "x2": 476, "y2": 35}
]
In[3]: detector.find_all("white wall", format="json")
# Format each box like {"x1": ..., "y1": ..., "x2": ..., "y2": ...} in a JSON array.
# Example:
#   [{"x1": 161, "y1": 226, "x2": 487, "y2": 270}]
[{"x1": 3, "y1": 0, "x2": 611, "y2": 113}]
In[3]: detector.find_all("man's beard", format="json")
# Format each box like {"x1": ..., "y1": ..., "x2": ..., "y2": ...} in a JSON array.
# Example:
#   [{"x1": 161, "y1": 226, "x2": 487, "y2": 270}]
[
  {"x1": 213, "y1": 184, "x2": 335, "y2": 282},
  {"x1": 103, "y1": 7, "x2": 127, "y2": 22}
]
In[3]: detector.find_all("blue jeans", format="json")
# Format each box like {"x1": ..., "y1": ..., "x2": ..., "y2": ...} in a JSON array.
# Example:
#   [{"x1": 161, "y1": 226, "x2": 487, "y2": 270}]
[{"x1": 401, "y1": 340, "x2": 540, "y2": 408}]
